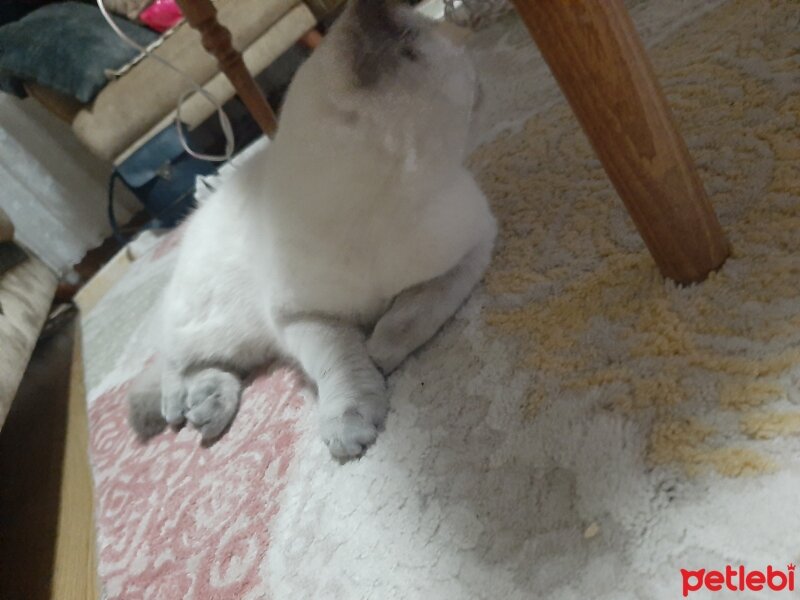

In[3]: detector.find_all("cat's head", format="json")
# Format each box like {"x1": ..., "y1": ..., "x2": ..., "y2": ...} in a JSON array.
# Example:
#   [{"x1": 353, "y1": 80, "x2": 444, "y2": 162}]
[
  {"x1": 276, "y1": 0, "x2": 477, "y2": 162},
  {"x1": 344, "y1": 0, "x2": 431, "y2": 89},
  {"x1": 287, "y1": 0, "x2": 476, "y2": 123},
  {"x1": 340, "y1": 0, "x2": 474, "y2": 94}
]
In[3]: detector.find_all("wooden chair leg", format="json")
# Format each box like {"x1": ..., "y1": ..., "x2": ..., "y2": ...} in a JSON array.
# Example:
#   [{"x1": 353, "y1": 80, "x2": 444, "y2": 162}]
[
  {"x1": 510, "y1": 0, "x2": 729, "y2": 284},
  {"x1": 175, "y1": 0, "x2": 278, "y2": 138}
]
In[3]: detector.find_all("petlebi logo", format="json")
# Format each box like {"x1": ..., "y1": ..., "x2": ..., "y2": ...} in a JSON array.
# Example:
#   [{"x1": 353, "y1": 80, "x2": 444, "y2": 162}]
[{"x1": 681, "y1": 564, "x2": 795, "y2": 597}]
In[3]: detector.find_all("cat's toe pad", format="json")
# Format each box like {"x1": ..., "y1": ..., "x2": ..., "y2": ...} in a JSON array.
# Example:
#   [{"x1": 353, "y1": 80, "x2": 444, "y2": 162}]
[{"x1": 184, "y1": 369, "x2": 241, "y2": 441}]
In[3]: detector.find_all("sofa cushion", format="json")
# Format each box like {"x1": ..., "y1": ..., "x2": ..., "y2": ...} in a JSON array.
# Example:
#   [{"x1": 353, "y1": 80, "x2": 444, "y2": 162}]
[
  {"x1": 73, "y1": 0, "x2": 302, "y2": 161},
  {"x1": 0, "y1": 256, "x2": 57, "y2": 429},
  {"x1": 115, "y1": 2, "x2": 315, "y2": 164},
  {"x1": 303, "y1": 0, "x2": 347, "y2": 18},
  {"x1": 103, "y1": 0, "x2": 153, "y2": 20}
]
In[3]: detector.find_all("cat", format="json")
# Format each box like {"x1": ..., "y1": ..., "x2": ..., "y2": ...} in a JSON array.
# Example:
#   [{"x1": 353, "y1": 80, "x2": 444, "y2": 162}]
[{"x1": 128, "y1": 0, "x2": 497, "y2": 459}]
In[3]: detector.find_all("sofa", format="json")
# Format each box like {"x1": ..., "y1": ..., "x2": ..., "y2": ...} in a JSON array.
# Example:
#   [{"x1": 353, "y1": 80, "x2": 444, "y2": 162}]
[
  {"x1": 20, "y1": 0, "x2": 345, "y2": 165},
  {"x1": 0, "y1": 208, "x2": 57, "y2": 429}
]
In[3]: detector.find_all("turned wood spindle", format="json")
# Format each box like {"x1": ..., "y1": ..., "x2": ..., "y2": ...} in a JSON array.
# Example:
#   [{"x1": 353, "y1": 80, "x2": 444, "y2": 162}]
[{"x1": 175, "y1": 0, "x2": 278, "y2": 138}]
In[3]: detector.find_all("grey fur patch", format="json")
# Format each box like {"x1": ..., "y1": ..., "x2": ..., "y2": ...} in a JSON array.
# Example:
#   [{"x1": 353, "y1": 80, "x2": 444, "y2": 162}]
[
  {"x1": 128, "y1": 363, "x2": 167, "y2": 440},
  {"x1": 348, "y1": 0, "x2": 419, "y2": 88}
]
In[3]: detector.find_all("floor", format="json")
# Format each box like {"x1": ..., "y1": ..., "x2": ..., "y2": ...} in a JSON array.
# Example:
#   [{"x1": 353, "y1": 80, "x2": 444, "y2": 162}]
[{"x1": 0, "y1": 322, "x2": 97, "y2": 600}]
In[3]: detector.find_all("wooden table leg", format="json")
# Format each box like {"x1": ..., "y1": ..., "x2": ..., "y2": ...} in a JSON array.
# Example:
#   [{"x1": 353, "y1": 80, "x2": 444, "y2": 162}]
[
  {"x1": 510, "y1": 0, "x2": 729, "y2": 284},
  {"x1": 175, "y1": 0, "x2": 278, "y2": 138}
]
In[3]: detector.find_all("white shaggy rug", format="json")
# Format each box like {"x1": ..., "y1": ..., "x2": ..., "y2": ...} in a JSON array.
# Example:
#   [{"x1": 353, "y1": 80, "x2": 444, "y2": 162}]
[{"x1": 81, "y1": 1, "x2": 800, "y2": 598}]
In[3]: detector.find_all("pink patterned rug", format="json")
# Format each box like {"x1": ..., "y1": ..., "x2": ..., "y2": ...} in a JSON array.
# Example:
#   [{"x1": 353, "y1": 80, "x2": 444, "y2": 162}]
[
  {"x1": 89, "y1": 373, "x2": 302, "y2": 598},
  {"x1": 83, "y1": 231, "x2": 311, "y2": 599}
]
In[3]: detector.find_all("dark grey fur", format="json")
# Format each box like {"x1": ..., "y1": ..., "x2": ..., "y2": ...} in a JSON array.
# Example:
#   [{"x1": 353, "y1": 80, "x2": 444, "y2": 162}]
[
  {"x1": 348, "y1": 0, "x2": 419, "y2": 88},
  {"x1": 128, "y1": 363, "x2": 167, "y2": 440}
]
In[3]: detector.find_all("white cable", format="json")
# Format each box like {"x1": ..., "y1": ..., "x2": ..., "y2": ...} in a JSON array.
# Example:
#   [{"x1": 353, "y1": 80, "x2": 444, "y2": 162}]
[{"x1": 97, "y1": 0, "x2": 235, "y2": 162}]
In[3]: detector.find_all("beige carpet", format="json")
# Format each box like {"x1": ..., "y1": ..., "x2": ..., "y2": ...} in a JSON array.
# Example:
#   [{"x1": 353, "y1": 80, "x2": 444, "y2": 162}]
[{"x1": 474, "y1": 0, "x2": 800, "y2": 479}]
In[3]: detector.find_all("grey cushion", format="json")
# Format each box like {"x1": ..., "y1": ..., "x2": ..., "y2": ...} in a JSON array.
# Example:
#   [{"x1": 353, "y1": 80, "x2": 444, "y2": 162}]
[{"x1": 0, "y1": 2, "x2": 158, "y2": 103}]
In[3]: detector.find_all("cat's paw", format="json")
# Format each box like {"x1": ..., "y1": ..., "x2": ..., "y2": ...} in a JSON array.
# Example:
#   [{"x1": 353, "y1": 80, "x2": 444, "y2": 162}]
[
  {"x1": 184, "y1": 368, "x2": 241, "y2": 442},
  {"x1": 319, "y1": 387, "x2": 388, "y2": 459}
]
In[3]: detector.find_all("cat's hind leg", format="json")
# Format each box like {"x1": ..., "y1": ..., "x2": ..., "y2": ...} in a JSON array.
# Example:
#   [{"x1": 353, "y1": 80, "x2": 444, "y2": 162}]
[
  {"x1": 154, "y1": 307, "x2": 270, "y2": 440},
  {"x1": 129, "y1": 359, "x2": 242, "y2": 442},
  {"x1": 280, "y1": 317, "x2": 387, "y2": 459},
  {"x1": 129, "y1": 358, "x2": 169, "y2": 439},
  {"x1": 366, "y1": 232, "x2": 494, "y2": 374}
]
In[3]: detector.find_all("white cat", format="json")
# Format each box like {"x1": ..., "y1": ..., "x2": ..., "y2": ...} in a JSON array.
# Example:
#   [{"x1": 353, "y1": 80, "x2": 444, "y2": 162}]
[{"x1": 129, "y1": 0, "x2": 497, "y2": 459}]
